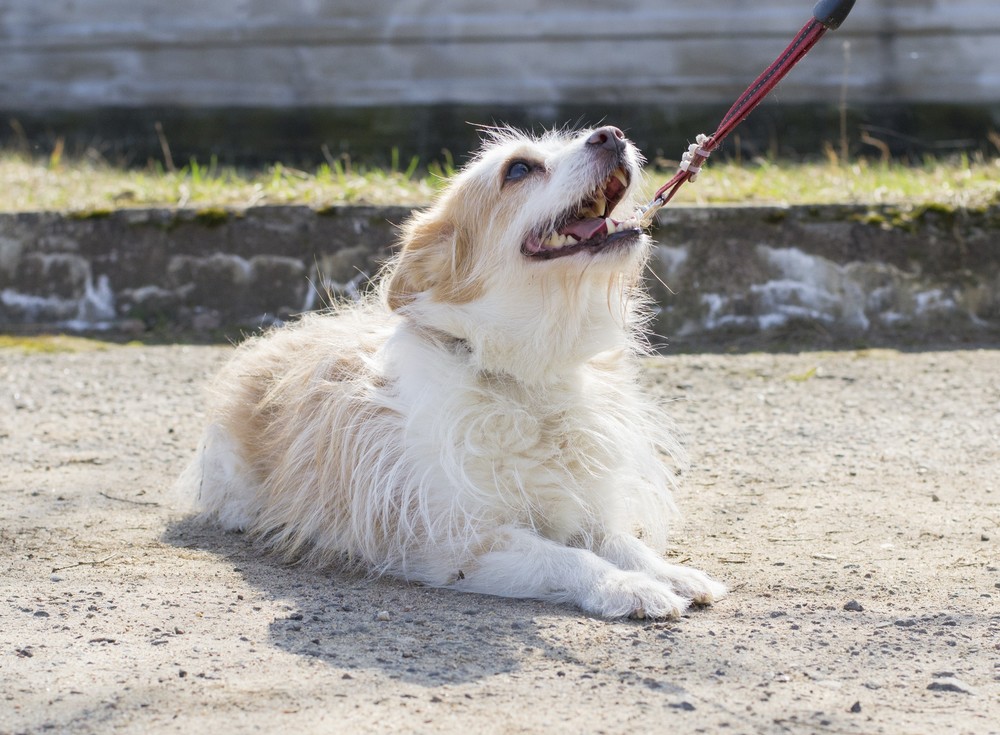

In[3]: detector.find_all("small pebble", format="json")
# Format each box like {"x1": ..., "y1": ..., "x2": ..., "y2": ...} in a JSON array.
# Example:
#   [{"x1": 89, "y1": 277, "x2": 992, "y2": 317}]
[
  {"x1": 50, "y1": 575, "x2": 64, "y2": 582},
  {"x1": 376, "y1": 610, "x2": 391, "y2": 622},
  {"x1": 849, "y1": 701, "x2": 862, "y2": 713},
  {"x1": 927, "y1": 677, "x2": 975, "y2": 695},
  {"x1": 843, "y1": 600, "x2": 864, "y2": 612}
]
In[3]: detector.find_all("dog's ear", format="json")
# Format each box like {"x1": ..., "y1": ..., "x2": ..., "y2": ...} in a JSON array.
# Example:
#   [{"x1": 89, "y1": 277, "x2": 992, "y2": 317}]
[{"x1": 386, "y1": 210, "x2": 482, "y2": 311}]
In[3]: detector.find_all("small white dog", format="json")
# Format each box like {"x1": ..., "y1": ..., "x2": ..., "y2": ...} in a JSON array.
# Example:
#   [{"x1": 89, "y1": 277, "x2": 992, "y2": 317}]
[{"x1": 181, "y1": 125, "x2": 725, "y2": 619}]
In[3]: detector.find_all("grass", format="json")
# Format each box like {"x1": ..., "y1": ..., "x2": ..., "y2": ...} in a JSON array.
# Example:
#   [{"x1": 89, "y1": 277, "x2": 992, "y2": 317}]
[
  {"x1": 1, "y1": 148, "x2": 998, "y2": 213},
  {"x1": 0, "y1": 153, "x2": 445, "y2": 213},
  {"x1": 0, "y1": 334, "x2": 122, "y2": 352},
  {"x1": 656, "y1": 153, "x2": 1000, "y2": 210}
]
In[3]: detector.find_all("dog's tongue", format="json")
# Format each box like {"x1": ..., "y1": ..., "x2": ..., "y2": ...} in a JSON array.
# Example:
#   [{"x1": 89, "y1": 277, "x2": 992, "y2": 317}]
[{"x1": 558, "y1": 217, "x2": 608, "y2": 241}]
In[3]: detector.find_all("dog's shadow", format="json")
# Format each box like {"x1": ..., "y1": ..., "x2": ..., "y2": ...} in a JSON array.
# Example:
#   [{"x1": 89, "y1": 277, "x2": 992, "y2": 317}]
[{"x1": 163, "y1": 516, "x2": 591, "y2": 687}]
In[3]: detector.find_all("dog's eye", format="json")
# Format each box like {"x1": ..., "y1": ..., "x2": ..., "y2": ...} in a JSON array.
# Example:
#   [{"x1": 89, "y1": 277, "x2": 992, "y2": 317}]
[{"x1": 504, "y1": 160, "x2": 534, "y2": 183}]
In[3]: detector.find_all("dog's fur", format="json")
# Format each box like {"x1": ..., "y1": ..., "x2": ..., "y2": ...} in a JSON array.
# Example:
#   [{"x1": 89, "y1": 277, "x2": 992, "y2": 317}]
[{"x1": 179, "y1": 126, "x2": 725, "y2": 619}]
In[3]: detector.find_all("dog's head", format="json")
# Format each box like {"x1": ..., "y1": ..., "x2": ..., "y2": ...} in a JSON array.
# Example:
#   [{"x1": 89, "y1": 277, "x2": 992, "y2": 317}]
[
  {"x1": 384, "y1": 126, "x2": 653, "y2": 377},
  {"x1": 387, "y1": 125, "x2": 648, "y2": 309}
]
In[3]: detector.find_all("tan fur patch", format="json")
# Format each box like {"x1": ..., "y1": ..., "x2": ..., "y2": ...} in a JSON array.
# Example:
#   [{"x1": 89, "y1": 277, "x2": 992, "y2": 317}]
[{"x1": 386, "y1": 204, "x2": 485, "y2": 310}]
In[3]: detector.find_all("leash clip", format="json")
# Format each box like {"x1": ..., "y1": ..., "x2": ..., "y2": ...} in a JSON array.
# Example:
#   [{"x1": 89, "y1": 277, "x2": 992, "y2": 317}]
[
  {"x1": 636, "y1": 133, "x2": 713, "y2": 227},
  {"x1": 679, "y1": 133, "x2": 713, "y2": 181}
]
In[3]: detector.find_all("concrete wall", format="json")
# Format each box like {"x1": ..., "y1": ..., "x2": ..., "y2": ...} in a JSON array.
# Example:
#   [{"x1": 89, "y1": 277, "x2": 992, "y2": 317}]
[
  {"x1": 2, "y1": 204, "x2": 997, "y2": 347},
  {"x1": 2, "y1": 1, "x2": 999, "y2": 110}
]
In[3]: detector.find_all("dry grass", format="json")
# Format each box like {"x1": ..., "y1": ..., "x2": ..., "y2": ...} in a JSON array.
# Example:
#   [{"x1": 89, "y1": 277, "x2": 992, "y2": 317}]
[
  {"x1": 1, "y1": 149, "x2": 998, "y2": 213},
  {"x1": 0, "y1": 334, "x2": 121, "y2": 353},
  {"x1": 0, "y1": 155, "x2": 443, "y2": 213},
  {"x1": 656, "y1": 154, "x2": 1000, "y2": 210}
]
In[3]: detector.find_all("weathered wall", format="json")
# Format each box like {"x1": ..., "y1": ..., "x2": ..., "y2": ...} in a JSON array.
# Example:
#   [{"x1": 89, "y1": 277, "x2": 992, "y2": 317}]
[
  {"x1": 1, "y1": 204, "x2": 997, "y2": 346},
  {"x1": 1, "y1": 1, "x2": 998, "y2": 110},
  {"x1": 0, "y1": 206, "x2": 407, "y2": 332},
  {"x1": 647, "y1": 204, "x2": 1000, "y2": 345}
]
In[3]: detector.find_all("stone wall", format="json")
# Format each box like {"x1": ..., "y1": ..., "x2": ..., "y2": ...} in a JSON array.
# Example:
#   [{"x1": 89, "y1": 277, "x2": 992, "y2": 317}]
[
  {"x1": 648, "y1": 204, "x2": 1000, "y2": 345},
  {"x1": 1, "y1": 204, "x2": 998, "y2": 346},
  {"x1": 0, "y1": 206, "x2": 408, "y2": 332}
]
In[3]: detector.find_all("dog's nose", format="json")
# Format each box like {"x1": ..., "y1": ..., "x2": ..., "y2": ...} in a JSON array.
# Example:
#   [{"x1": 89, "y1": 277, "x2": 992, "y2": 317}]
[{"x1": 586, "y1": 126, "x2": 626, "y2": 154}]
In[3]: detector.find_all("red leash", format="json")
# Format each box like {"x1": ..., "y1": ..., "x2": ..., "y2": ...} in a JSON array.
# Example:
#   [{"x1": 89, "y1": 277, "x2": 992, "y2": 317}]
[{"x1": 637, "y1": 0, "x2": 857, "y2": 226}]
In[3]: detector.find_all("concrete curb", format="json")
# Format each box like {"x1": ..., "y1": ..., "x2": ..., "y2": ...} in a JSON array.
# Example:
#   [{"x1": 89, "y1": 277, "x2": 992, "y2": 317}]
[{"x1": 1, "y1": 203, "x2": 997, "y2": 344}]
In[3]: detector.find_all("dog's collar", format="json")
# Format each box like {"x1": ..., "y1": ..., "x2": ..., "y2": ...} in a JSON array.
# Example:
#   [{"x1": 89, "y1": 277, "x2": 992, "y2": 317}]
[{"x1": 411, "y1": 323, "x2": 471, "y2": 354}]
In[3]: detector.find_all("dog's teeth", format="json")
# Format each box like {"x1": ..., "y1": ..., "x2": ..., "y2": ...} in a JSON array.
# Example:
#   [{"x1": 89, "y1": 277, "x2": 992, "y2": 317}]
[
  {"x1": 544, "y1": 233, "x2": 572, "y2": 249},
  {"x1": 613, "y1": 168, "x2": 629, "y2": 188},
  {"x1": 593, "y1": 191, "x2": 606, "y2": 214},
  {"x1": 605, "y1": 218, "x2": 617, "y2": 234}
]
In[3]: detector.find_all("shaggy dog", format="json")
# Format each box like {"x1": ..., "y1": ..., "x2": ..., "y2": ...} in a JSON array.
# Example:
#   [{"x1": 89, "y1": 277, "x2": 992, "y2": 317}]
[{"x1": 180, "y1": 125, "x2": 725, "y2": 619}]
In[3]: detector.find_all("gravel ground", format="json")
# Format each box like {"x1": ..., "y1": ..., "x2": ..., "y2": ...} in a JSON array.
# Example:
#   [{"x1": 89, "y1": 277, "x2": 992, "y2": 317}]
[{"x1": 1, "y1": 343, "x2": 998, "y2": 734}]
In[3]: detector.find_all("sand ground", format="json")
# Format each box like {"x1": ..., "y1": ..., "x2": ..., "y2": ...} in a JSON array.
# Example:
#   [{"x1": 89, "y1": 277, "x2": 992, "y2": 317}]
[{"x1": 1, "y1": 342, "x2": 998, "y2": 734}]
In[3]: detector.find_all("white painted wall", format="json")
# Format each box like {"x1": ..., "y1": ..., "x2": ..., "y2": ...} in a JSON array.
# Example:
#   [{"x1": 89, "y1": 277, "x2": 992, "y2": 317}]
[{"x1": 1, "y1": 1, "x2": 997, "y2": 109}]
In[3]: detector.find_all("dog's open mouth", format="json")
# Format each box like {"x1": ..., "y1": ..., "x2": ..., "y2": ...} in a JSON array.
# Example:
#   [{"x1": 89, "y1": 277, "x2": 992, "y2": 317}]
[{"x1": 522, "y1": 166, "x2": 642, "y2": 259}]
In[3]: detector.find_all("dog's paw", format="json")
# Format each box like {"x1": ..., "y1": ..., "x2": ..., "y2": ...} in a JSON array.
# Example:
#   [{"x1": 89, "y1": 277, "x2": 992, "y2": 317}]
[
  {"x1": 657, "y1": 564, "x2": 728, "y2": 606},
  {"x1": 581, "y1": 571, "x2": 691, "y2": 620}
]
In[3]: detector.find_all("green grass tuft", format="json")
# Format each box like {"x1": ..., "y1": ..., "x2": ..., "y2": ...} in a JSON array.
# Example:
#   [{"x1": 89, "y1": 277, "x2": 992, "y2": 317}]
[
  {"x1": 1, "y1": 149, "x2": 997, "y2": 213},
  {"x1": 0, "y1": 335, "x2": 116, "y2": 353}
]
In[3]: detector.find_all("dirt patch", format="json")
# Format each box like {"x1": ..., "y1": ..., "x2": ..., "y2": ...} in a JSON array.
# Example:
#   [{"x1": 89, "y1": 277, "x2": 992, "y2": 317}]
[{"x1": 1, "y1": 344, "x2": 998, "y2": 734}]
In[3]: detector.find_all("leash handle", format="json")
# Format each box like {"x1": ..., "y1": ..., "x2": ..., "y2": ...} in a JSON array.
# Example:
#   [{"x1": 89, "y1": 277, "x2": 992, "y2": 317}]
[
  {"x1": 638, "y1": 0, "x2": 856, "y2": 225},
  {"x1": 813, "y1": 0, "x2": 857, "y2": 30}
]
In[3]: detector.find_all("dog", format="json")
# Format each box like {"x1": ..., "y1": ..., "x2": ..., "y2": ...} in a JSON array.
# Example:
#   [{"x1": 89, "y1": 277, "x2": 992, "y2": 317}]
[{"x1": 179, "y1": 125, "x2": 726, "y2": 619}]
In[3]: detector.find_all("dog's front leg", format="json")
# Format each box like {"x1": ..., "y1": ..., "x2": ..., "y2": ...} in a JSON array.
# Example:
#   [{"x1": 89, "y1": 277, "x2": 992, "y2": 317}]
[
  {"x1": 452, "y1": 526, "x2": 689, "y2": 619},
  {"x1": 595, "y1": 533, "x2": 727, "y2": 606}
]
